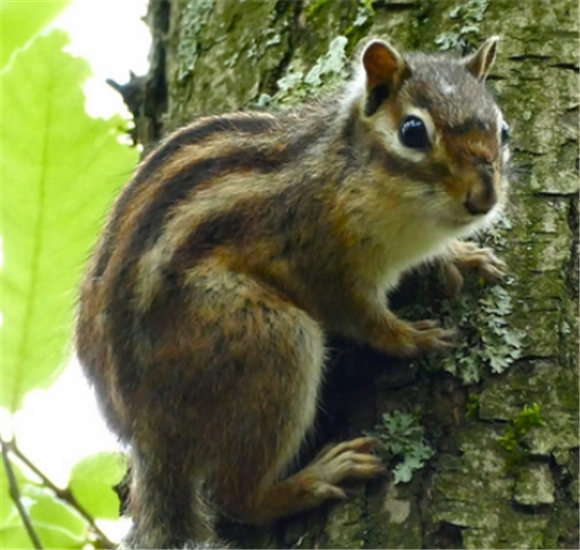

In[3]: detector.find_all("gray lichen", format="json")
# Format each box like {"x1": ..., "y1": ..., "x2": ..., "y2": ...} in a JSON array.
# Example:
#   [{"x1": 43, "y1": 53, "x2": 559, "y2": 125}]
[
  {"x1": 440, "y1": 280, "x2": 525, "y2": 384},
  {"x1": 514, "y1": 463, "x2": 555, "y2": 506},
  {"x1": 273, "y1": 35, "x2": 350, "y2": 104},
  {"x1": 371, "y1": 410, "x2": 434, "y2": 484}
]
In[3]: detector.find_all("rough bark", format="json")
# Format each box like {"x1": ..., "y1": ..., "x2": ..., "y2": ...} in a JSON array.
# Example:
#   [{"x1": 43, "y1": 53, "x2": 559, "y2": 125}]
[{"x1": 128, "y1": 1, "x2": 579, "y2": 547}]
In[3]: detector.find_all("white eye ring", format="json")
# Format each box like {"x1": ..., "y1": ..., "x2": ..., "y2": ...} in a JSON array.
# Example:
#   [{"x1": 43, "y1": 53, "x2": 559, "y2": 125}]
[{"x1": 500, "y1": 120, "x2": 510, "y2": 148}]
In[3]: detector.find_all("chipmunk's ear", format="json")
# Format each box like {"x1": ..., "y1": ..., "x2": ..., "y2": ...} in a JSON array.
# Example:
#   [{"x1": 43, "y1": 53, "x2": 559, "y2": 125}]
[
  {"x1": 463, "y1": 36, "x2": 499, "y2": 80},
  {"x1": 362, "y1": 39, "x2": 410, "y2": 116}
]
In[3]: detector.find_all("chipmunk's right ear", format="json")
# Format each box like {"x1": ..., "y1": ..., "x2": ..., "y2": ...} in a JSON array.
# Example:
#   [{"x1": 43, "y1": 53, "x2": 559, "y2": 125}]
[
  {"x1": 362, "y1": 39, "x2": 409, "y2": 116},
  {"x1": 463, "y1": 36, "x2": 499, "y2": 80}
]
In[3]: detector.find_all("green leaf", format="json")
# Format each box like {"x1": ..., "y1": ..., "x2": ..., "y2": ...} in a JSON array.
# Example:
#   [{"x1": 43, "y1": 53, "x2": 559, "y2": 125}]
[
  {"x1": 69, "y1": 452, "x2": 127, "y2": 520},
  {"x1": 1, "y1": 30, "x2": 138, "y2": 411},
  {"x1": 0, "y1": 462, "x2": 57, "y2": 549},
  {"x1": 0, "y1": 525, "x2": 34, "y2": 550},
  {"x1": 29, "y1": 491, "x2": 85, "y2": 541},
  {"x1": 1, "y1": 474, "x2": 88, "y2": 549},
  {"x1": 1, "y1": 0, "x2": 70, "y2": 69},
  {"x1": 32, "y1": 524, "x2": 83, "y2": 549},
  {"x1": 25, "y1": 491, "x2": 86, "y2": 548}
]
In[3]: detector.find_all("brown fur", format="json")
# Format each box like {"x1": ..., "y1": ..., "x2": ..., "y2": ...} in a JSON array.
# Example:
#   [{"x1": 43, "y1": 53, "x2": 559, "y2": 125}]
[{"x1": 76, "y1": 37, "x2": 509, "y2": 548}]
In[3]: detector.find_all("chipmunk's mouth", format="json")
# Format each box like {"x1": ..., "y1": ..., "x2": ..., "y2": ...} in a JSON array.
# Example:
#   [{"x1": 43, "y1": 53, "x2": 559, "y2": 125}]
[
  {"x1": 446, "y1": 203, "x2": 497, "y2": 229},
  {"x1": 446, "y1": 214, "x2": 483, "y2": 230}
]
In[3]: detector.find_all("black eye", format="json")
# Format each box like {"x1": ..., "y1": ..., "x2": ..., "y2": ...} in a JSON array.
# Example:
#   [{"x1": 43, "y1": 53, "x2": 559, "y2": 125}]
[
  {"x1": 399, "y1": 116, "x2": 430, "y2": 150},
  {"x1": 501, "y1": 120, "x2": 510, "y2": 147}
]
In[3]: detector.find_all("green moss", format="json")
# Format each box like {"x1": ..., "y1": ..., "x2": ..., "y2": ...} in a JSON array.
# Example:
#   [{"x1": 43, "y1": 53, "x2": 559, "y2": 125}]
[
  {"x1": 466, "y1": 394, "x2": 480, "y2": 419},
  {"x1": 323, "y1": 496, "x2": 366, "y2": 549},
  {"x1": 498, "y1": 403, "x2": 546, "y2": 470},
  {"x1": 513, "y1": 402, "x2": 545, "y2": 433},
  {"x1": 344, "y1": 0, "x2": 375, "y2": 54},
  {"x1": 435, "y1": 0, "x2": 490, "y2": 51},
  {"x1": 305, "y1": 0, "x2": 333, "y2": 19}
]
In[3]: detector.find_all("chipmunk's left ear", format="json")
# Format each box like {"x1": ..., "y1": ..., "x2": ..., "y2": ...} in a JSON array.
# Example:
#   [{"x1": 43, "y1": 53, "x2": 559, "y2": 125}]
[
  {"x1": 463, "y1": 36, "x2": 500, "y2": 80},
  {"x1": 362, "y1": 39, "x2": 410, "y2": 116}
]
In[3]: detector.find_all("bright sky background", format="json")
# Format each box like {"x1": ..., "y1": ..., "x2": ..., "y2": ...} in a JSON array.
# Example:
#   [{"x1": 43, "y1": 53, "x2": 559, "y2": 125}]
[
  {"x1": 7, "y1": 0, "x2": 150, "y2": 538},
  {"x1": 57, "y1": 0, "x2": 151, "y2": 119}
]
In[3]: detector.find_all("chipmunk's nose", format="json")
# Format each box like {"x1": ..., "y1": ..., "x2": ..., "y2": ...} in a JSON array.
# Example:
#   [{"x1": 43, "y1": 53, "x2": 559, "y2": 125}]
[{"x1": 464, "y1": 160, "x2": 497, "y2": 215}]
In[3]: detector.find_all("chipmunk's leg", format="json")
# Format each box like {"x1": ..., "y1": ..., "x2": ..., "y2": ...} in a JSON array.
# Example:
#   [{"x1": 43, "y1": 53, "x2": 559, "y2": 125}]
[
  {"x1": 331, "y1": 289, "x2": 456, "y2": 357},
  {"x1": 220, "y1": 436, "x2": 385, "y2": 525},
  {"x1": 443, "y1": 240, "x2": 508, "y2": 297},
  {"x1": 362, "y1": 309, "x2": 457, "y2": 357},
  {"x1": 180, "y1": 265, "x2": 385, "y2": 525}
]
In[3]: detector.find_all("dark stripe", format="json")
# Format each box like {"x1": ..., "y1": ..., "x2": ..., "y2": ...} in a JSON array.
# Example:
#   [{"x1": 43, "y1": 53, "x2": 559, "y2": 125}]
[
  {"x1": 134, "y1": 116, "x2": 276, "y2": 188},
  {"x1": 128, "y1": 151, "x2": 276, "y2": 261},
  {"x1": 412, "y1": 93, "x2": 434, "y2": 111},
  {"x1": 166, "y1": 179, "x2": 329, "y2": 303},
  {"x1": 340, "y1": 108, "x2": 359, "y2": 163},
  {"x1": 448, "y1": 117, "x2": 489, "y2": 135},
  {"x1": 169, "y1": 207, "x2": 250, "y2": 274},
  {"x1": 107, "y1": 129, "x2": 321, "y2": 399},
  {"x1": 93, "y1": 115, "x2": 275, "y2": 278},
  {"x1": 126, "y1": 128, "x2": 321, "y2": 262},
  {"x1": 166, "y1": 183, "x2": 308, "y2": 274},
  {"x1": 364, "y1": 84, "x2": 390, "y2": 116}
]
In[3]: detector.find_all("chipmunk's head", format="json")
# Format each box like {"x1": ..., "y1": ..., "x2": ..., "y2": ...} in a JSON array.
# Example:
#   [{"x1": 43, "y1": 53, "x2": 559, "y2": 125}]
[{"x1": 358, "y1": 37, "x2": 509, "y2": 234}]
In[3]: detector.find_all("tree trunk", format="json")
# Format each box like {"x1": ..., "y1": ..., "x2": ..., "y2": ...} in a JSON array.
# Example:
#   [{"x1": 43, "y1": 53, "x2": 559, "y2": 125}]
[{"x1": 129, "y1": 1, "x2": 579, "y2": 547}]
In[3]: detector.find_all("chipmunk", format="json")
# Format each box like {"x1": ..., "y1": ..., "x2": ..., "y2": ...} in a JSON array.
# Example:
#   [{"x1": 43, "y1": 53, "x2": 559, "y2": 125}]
[{"x1": 76, "y1": 36, "x2": 509, "y2": 549}]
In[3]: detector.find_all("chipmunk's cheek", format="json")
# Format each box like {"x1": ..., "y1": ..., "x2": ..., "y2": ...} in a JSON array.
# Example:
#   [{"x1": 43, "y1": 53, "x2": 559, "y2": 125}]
[{"x1": 440, "y1": 175, "x2": 471, "y2": 207}]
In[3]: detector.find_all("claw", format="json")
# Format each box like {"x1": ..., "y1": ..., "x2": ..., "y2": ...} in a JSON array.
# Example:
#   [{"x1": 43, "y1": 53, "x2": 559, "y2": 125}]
[{"x1": 446, "y1": 241, "x2": 508, "y2": 295}]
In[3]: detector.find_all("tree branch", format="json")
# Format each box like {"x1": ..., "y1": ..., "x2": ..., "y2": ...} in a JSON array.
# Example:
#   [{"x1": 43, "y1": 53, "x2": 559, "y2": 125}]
[
  {"x1": 0, "y1": 438, "x2": 43, "y2": 549},
  {"x1": 10, "y1": 441, "x2": 116, "y2": 549}
]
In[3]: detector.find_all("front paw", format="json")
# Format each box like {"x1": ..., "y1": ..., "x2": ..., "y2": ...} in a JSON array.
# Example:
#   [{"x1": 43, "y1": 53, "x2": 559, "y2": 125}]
[
  {"x1": 380, "y1": 318, "x2": 456, "y2": 357},
  {"x1": 444, "y1": 241, "x2": 507, "y2": 297}
]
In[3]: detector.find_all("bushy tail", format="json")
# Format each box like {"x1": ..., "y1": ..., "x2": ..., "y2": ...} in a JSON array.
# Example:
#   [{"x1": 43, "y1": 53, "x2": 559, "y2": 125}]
[{"x1": 121, "y1": 447, "x2": 223, "y2": 549}]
